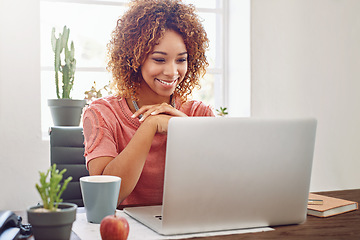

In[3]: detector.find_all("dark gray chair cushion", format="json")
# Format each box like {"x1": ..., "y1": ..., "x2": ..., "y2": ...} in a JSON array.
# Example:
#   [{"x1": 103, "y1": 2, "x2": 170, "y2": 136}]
[{"x1": 49, "y1": 126, "x2": 89, "y2": 207}]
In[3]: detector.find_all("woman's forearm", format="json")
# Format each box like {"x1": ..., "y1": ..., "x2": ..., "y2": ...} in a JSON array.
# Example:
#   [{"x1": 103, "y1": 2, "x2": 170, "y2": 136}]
[{"x1": 102, "y1": 118, "x2": 158, "y2": 204}]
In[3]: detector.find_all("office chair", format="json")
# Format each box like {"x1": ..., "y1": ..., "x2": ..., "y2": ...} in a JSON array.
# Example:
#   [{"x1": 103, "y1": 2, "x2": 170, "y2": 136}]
[{"x1": 49, "y1": 126, "x2": 89, "y2": 207}]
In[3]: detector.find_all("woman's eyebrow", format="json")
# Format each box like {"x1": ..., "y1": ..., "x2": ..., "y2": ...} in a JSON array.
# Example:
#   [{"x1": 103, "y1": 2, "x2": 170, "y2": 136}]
[{"x1": 151, "y1": 51, "x2": 188, "y2": 56}]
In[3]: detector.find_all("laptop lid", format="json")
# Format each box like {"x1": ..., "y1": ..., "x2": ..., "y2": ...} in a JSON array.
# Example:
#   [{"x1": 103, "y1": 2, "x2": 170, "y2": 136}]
[{"x1": 125, "y1": 117, "x2": 317, "y2": 235}]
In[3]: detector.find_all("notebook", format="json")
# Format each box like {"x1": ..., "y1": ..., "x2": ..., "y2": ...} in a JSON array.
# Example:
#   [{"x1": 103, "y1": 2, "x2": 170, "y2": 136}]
[{"x1": 124, "y1": 117, "x2": 317, "y2": 235}]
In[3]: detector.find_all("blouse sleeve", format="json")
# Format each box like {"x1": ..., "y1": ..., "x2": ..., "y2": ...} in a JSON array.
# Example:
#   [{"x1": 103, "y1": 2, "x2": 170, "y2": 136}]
[
  {"x1": 82, "y1": 104, "x2": 118, "y2": 168},
  {"x1": 180, "y1": 100, "x2": 215, "y2": 117}
]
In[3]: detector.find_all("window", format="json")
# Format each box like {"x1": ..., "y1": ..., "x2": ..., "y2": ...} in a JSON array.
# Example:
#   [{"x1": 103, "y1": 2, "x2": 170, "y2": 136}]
[{"x1": 40, "y1": 0, "x2": 249, "y2": 134}]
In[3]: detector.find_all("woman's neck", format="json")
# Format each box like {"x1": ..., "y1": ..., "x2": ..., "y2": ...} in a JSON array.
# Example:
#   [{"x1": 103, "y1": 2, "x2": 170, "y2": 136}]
[
  {"x1": 137, "y1": 96, "x2": 171, "y2": 107},
  {"x1": 135, "y1": 83, "x2": 172, "y2": 108},
  {"x1": 126, "y1": 93, "x2": 172, "y2": 113}
]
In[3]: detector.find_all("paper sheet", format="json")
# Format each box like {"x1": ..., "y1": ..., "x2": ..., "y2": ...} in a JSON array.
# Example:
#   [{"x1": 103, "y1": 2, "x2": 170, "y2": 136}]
[{"x1": 72, "y1": 210, "x2": 274, "y2": 240}]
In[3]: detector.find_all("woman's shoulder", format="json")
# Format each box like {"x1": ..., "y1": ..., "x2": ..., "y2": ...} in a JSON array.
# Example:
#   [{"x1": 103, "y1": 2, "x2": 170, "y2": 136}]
[
  {"x1": 179, "y1": 99, "x2": 214, "y2": 117},
  {"x1": 83, "y1": 95, "x2": 125, "y2": 120},
  {"x1": 87, "y1": 95, "x2": 122, "y2": 108}
]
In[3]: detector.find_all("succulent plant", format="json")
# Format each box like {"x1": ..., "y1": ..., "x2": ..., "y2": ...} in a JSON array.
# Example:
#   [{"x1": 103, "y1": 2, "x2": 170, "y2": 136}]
[
  {"x1": 35, "y1": 164, "x2": 72, "y2": 211},
  {"x1": 216, "y1": 106, "x2": 229, "y2": 117},
  {"x1": 51, "y1": 26, "x2": 76, "y2": 99}
]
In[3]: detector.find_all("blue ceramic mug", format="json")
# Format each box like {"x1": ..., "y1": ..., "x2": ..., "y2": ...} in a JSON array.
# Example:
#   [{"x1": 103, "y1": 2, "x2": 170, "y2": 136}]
[{"x1": 80, "y1": 175, "x2": 121, "y2": 223}]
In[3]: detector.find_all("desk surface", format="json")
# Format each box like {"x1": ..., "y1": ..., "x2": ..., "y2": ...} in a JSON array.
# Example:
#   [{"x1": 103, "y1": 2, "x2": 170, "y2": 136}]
[
  {"x1": 20, "y1": 189, "x2": 360, "y2": 240},
  {"x1": 221, "y1": 189, "x2": 360, "y2": 240}
]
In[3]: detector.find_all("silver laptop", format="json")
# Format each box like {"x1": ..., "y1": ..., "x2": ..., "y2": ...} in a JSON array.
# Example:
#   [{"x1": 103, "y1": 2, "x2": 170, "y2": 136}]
[{"x1": 124, "y1": 117, "x2": 317, "y2": 235}]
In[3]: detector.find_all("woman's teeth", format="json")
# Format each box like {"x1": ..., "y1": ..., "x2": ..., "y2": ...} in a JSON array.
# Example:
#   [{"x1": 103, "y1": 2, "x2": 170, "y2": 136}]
[{"x1": 156, "y1": 78, "x2": 176, "y2": 86}]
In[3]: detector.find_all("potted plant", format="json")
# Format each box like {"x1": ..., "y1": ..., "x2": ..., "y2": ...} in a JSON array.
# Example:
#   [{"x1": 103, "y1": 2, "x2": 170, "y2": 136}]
[
  {"x1": 216, "y1": 106, "x2": 229, "y2": 117},
  {"x1": 84, "y1": 81, "x2": 113, "y2": 103},
  {"x1": 27, "y1": 164, "x2": 77, "y2": 240},
  {"x1": 48, "y1": 25, "x2": 86, "y2": 126}
]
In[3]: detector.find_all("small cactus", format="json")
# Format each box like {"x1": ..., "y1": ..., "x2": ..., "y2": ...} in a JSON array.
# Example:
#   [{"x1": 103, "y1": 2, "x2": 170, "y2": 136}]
[{"x1": 51, "y1": 26, "x2": 76, "y2": 99}]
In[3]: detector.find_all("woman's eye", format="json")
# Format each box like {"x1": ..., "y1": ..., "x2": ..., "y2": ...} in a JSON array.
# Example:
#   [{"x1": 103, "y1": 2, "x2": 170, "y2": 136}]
[
  {"x1": 177, "y1": 58, "x2": 187, "y2": 63},
  {"x1": 153, "y1": 58, "x2": 165, "y2": 63}
]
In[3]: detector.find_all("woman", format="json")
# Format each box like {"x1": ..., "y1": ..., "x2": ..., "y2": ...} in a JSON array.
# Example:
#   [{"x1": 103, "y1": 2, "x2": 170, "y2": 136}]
[{"x1": 82, "y1": 0, "x2": 214, "y2": 208}]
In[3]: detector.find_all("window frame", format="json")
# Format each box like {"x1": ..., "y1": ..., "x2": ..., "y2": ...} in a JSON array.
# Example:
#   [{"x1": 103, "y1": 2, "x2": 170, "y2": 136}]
[
  {"x1": 40, "y1": 0, "x2": 227, "y2": 102},
  {"x1": 40, "y1": 0, "x2": 249, "y2": 137}
]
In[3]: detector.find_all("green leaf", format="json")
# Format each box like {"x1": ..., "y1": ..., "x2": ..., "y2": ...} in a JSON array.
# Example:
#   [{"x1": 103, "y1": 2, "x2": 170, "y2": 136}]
[{"x1": 35, "y1": 164, "x2": 72, "y2": 211}]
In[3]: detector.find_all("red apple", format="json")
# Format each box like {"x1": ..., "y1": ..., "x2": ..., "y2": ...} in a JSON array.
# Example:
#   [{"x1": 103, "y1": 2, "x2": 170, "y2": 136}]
[{"x1": 100, "y1": 214, "x2": 130, "y2": 240}]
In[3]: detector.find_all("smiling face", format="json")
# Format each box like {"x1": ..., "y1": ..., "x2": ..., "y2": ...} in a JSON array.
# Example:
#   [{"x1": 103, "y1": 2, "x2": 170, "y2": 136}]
[{"x1": 140, "y1": 30, "x2": 188, "y2": 102}]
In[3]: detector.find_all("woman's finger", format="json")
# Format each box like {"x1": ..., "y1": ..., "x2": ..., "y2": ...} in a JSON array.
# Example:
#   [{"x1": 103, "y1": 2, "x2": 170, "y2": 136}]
[
  {"x1": 132, "y1": 102, "x2": 187, "y2": 122},
  {"x1": 131, "y1": 104, "x2": 156, "y2": 119},
  {"x1": 139, "y1": 103, "x2": 172, "y2": 122}
]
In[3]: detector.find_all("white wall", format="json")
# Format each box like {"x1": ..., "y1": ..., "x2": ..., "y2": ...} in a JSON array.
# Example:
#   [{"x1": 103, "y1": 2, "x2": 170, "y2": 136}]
[
  {"x1": 251, "y1": 0, "x2": 360, "y2": 191},
  {"x1": 0, "y1": 0, "x2": 49, "y2": 210}
]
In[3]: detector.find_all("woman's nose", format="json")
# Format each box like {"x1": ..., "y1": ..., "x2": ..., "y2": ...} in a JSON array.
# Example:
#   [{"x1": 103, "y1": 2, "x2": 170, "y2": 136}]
[{"x1": 163, "y1": 62, "x2": 178, "y2": 77}]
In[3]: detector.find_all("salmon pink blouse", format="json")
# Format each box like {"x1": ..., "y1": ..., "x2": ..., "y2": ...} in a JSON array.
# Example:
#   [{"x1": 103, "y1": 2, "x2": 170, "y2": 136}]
[{"x1": 82, "y1": 95, "x2": 214, "y2": 208}]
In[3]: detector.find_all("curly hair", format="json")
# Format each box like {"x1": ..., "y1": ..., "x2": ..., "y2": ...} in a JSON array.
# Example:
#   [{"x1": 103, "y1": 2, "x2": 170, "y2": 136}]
[{"x1": 107, "y1": 0, "x2": 209, "y2": 102}]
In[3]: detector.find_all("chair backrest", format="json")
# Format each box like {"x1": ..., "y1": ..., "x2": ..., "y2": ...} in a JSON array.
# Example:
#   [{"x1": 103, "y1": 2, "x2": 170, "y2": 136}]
[{"x1": 49, "y1": 126, "x2": 89, "y2": 207}]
